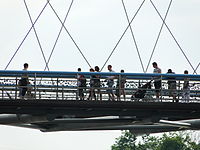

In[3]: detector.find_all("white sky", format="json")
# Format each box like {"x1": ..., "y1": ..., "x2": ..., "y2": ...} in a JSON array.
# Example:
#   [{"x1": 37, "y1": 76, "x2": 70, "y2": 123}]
[{"x1": 0, "y1": 0, "x2": 199, "y2": 149}]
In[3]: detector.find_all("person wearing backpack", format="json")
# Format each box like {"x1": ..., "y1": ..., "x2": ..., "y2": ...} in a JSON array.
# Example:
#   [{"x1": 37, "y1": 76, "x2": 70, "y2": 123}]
[{"x1": 18, "y1": 63, "x2": 29, "y2": 99}]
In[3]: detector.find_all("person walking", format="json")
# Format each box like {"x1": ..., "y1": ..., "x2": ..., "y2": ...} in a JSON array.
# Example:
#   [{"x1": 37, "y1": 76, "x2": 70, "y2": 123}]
[
  {"x1": 18, "y1": 63, "x2": 29, "y2": 99},
  {"x1": 182, "y1": 70, "x2": 190, "y2": 102},
  {"x1": 105, "y1": 65, "x2": 115, "y2": 101},
  {"x1": 167, "y1": 69, "x2": 177, "y2": 102},
  {"x1": 77, "y1": 68, "x2": 86, "y2": 100},
  {"x1": 94, "y1": 66, "x2": 102, "y2": 100},
  {"x1": 152, "y1": 62, "x2": 162, "y2": 100}
]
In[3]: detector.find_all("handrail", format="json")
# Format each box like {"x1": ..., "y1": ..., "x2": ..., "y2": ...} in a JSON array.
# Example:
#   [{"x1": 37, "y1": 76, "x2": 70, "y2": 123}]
[
  {"x1": 0, "y1": 70, "x2": 199, "y2": 102},
  {"x1": 0, "y1": 70, "x2": 199, "y2": 80}
]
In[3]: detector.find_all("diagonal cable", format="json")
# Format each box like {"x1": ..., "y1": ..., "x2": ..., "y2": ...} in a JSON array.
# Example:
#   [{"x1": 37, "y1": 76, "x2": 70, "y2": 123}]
[
  {"x1": 145, "y1": 0, "x2": 173, "y2": 73},
  {"x1": 44, "y1": 0, "x2": 74, "y2": 71},
  {"x1": 47, "y1": 0, "x2": 92, "y2": 68},
  {"x1": 4, "y1": 1, "x2": 50, "y2": 70},
  {"x1": 24, "y1": 0, "x2": 50, "y2": 71},
  {"x1": 193, "y1": 62, "x2": 200, "y2": 74},
  {"x1": 150, "y1": 0, "x2": 196, "y2": 74},
  {"x1": 100, "y1": 0, "x2": 146, "y2": 71},
  {"x1": 121, "y1": 0, "x2": 145, "y2": 73}
]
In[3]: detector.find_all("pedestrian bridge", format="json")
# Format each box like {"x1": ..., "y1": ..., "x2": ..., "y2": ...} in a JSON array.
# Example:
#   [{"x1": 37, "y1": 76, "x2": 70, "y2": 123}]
[{"x1": 0, "y1": 70, "x2": 200, "y2": 133}]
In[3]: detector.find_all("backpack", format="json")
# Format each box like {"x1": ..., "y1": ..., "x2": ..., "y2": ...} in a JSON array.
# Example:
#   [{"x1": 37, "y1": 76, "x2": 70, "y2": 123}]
[{"x1": 18, "y1": 78, "x2": 28, "y2": 86}]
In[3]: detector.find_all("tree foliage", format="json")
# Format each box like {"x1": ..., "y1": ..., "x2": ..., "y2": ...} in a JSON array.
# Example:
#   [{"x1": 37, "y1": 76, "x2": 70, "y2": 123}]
[{"x1": 111, "y1": 131, "x2": 200, "y2": 150}]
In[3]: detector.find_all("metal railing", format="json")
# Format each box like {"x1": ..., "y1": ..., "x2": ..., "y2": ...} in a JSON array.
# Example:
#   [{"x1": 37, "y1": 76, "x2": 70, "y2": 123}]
[{"x1": 0, "y1": 70, "x2": 199, "y2": 102}]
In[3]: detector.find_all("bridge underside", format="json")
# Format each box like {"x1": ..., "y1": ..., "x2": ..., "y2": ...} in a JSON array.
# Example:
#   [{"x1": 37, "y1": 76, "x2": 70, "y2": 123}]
[{"x1": 0, "y1": 100, "x2": 200, "y2": 134}]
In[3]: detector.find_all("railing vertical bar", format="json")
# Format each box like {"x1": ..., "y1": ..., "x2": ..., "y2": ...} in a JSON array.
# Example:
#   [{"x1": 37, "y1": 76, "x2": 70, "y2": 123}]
[
  {"x1": 160, "y1": 75, "x2": 163, "y2": 102},
  {"x1": 15, "y1": 77, "x2": 18, "y2": 100},
  {"x1": 34, "y1": 73, "x2": 37, "y2": 99},
  {"x1": 56, "y1": 78, "x2": 58, "y2": 100}
]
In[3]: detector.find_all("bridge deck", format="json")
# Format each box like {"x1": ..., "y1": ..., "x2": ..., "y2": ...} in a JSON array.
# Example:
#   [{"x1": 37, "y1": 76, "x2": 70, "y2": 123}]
[{"x1": 0, "y1": 100, "x2": 200, "y2": 121}]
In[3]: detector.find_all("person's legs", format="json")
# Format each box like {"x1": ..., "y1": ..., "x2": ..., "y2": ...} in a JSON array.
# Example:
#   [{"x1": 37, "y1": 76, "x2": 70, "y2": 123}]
[
  {"x1": 154, "y1": 81, "x2": 161, "y2": 99},
  {"x1": 21, "y1": 88, "x2": 27, "y2": 99}
]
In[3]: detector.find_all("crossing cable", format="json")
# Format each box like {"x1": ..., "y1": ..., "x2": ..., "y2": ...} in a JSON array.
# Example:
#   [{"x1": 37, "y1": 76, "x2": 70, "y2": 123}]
[
  {"x1": 193, "y1": 62, "x2": 200, "y2": 74},
  {"x1": 100, "y1": 0, "x2": 146, "y2": 71},
  {"x1": 145, "y1": 0, "x2": 173, "y2": 73},
  {"x1": 47, "y1": 1, "x2": 92, "y2": 68},
  {"x1": 150, "y1": 0, "x2": 197, "y2": 74},
  {"x1": 44, "y1": 0, "x2": 74, "y2": 71},
  {"x1": 121, "y1": 0, "x2": 145, "y2": 73},
  {"x1": 24, "y1": 0, "x2": 50, "y2": 71},
  {"x1": 4, "y1": 1, "x2": 49, "y2": 70}
]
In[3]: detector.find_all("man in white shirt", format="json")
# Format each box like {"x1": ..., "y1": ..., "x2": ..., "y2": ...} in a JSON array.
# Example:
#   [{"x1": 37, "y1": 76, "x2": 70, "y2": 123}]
[
  {"x1": 152, "y1": 62, "x2": 161, "y2": 99},
  {"x1": 106, "y1": 65, "x2": 115, "y2": 101}
]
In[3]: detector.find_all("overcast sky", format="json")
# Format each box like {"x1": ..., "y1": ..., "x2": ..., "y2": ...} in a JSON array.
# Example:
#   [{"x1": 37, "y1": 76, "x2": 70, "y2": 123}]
[{"x1": 0, "y1": 0, "x2": 199, "y2": 149}]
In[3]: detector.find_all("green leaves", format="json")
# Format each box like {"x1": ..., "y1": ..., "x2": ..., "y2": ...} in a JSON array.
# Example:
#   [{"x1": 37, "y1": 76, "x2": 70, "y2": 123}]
[{"x1": 111, "y1": 131, "x2": 200, "y2": 150}]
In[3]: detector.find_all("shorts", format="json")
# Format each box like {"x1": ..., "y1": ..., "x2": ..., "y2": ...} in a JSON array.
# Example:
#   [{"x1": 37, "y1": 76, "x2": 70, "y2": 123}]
[
  {"x1": 107, "y1": 80, "x2": 114, "y2": 94},
  {"x1": 154, "y1": 80, "x2": 161, "y2": 93}
]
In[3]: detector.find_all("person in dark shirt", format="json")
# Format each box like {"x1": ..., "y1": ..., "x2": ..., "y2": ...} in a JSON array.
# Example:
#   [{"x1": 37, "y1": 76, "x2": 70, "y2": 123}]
[
  {"x1": 18, "y1": 63, "x2": 29, "y2": 99},
  {"x1": 167, "y1": 69, "x2": 177, "y2": 101},
  {"x1": 88, "y1": 68, "x2": 96, "y2": 100},
  {"x1": 77, "y1": 68, "x2": 86, "y2": 100},
  {"x1": 94, "y1": 66, "x2": 102, "y2": 101}
]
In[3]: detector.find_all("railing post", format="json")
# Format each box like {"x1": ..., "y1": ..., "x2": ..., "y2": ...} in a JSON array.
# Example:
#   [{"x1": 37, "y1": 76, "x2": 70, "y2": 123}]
[
  {"x1": 2, "y1": 81, "x2": 4, "y2": 100},
  {"x1": 160, "y1": 75, "x2": 163, "y2": 102},
  {"x1": 178, "y1": 80, "x2": 180, "y2": 101},
  {"x1": 118, "y1": 74, "x2": 121, "y2": 101},
  {"x1": 76, "y1": 73, "x2": 78, "y2": 101},
  {"x1": 34, "y1": 73, "x2": 37, "y2": 99},
  {"x1": 62, "y1": 86, "x2": 64, "y2": 100},
  {"x1": 56, "y1": 78, "x2": 59, "y2": 100},
  {"x1": 15, "y1": 77, "x2": 18, "y2": 100}
]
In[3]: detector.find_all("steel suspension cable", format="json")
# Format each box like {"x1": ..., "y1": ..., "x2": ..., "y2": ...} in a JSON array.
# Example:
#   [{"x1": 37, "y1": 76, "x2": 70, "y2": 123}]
[
  {"x1": 4, "y1": 1, "x2": 50, "y2": 70},
  {"x1": 44, "y1": 0, "x2": 74, "y2": 71},
  {"x1": 121, "y1": 0, "x2": 145, "y2": 73},
  {"x1": 24, "y1": 0, "x2": 50, "y2": 71},
  {"x1": 193, "y1": 62, "x2": 200, "y2": 74},
  {"x1": 145, "y1": 0, "x2": 173, "y2": 73},
  {"x1": 100, "y1": 0, "x2": 146, "y2": 71},
  {"x1": 47, "y1": 1, "x2": 92, "y2": 68},
  {"x1": 150, "y1": 0, "x2": 196, "y2": 74}
]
